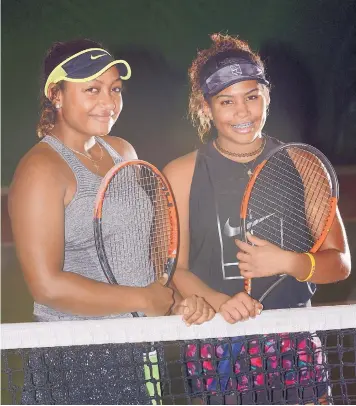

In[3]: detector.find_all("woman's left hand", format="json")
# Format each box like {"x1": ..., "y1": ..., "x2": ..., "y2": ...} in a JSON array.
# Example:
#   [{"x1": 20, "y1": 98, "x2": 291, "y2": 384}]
[{"x1": 235, "y1": 232, "x2": 294, "y2": 278}]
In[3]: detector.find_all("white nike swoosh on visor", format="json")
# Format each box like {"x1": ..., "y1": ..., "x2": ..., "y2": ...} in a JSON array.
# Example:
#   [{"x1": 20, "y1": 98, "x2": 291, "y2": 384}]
[
  {"x1": 90, "y1": 54, "x2": 107, "y2": 60},
  {"x1": 224, "y1": 213, "x2": 275, "y2": 237}
]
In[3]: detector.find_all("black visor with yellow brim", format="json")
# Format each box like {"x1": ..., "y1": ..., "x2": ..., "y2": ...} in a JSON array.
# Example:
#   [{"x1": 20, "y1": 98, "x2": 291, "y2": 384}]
[{"x1": 44, "y1": 48, "x2": 131, "y2": 98}]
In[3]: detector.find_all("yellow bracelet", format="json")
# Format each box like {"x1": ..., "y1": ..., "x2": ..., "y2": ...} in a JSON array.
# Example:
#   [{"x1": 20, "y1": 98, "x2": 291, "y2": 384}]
[{"x1": 297, "y1": 252, "x2": 316, "y2": 282}]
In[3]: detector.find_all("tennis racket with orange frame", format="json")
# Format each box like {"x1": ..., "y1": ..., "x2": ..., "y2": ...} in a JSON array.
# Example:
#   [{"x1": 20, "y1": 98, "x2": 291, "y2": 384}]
[
  {"x1": 94, "y1": 160, "x2": 179, "y2": 317},
  {"x1": 240, "y1": 143, "x2": 339, "y2": 299}
]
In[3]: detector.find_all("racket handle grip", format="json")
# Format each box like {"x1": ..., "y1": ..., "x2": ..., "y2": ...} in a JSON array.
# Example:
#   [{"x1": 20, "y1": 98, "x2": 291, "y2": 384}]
[{"x1": 244, "y1": 278, "x2": 252, "y2": 295}]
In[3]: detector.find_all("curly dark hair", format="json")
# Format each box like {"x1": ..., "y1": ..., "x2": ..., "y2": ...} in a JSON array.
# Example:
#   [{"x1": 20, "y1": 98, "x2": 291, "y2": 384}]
[
  {"x1": 37, "y1": 38, "x2": 103, "y2": 138},
  {"x1": 188, "y1": 33, "x2": 267, "y2": 142}
]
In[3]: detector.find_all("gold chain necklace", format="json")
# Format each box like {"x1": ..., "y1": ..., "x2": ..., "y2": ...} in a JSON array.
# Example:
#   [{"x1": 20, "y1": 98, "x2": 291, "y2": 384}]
[
  {"x1": 51, "y1": 134, "x2": 104, "y2": 172},
  {"x1": 241, "y1": 154, "x2": 260, "y2": 177},
  {"x1": 214, "y1": 136, "x2": 266, "y2": 158}
]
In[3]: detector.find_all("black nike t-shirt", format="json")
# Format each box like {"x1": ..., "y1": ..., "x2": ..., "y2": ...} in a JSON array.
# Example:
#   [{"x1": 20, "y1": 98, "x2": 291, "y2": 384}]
[{"x1": 189, "y1": 136, "x2": 316, "y2": 310}]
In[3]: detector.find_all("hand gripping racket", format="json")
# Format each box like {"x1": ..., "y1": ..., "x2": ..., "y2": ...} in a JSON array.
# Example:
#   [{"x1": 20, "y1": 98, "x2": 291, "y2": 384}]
[
  {"x1": 94, "y1": 160, "x2": 179, "y2": 317},
  {"x1": 240, "y1": 143, "x2": 338, "y2": 298}
]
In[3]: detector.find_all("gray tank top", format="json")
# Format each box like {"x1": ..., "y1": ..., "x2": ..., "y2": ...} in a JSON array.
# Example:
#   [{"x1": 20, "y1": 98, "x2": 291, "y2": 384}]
[{"x1": 34, "y1": 136, "x2": 153, "y2": 321}]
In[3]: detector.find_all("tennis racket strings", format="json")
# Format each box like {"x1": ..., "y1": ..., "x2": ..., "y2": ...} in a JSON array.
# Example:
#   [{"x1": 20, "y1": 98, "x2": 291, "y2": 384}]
[
  {"x1": 94, "y1": 161, "x2": 178, "y2": 288},
  {"x1": 241, "y1": 145, "x2": 338, "y2": 254}
]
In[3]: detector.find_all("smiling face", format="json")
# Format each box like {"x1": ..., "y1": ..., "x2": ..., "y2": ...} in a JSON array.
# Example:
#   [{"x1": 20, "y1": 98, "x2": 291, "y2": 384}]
[
  {"x1": 53, "y1": 66, "x2": 123, "y2": 137},
  {"x1": 204, "y1": 80, "x2": 270, "y2": 145}
]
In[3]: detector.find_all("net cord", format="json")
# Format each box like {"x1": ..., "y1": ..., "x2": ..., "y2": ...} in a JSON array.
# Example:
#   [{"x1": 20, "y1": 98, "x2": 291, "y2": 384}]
[{"x1": 2, "y1": 304, "x2": 355, "y2": 350}]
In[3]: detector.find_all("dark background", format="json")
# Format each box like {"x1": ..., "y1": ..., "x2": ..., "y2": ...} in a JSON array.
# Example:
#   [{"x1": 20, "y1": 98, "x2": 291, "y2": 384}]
[
  {"x1": 2, "y1": 0, "x2": 356, "y2": 182},
  {"x1": 1, "y1": 0, "x2": 356, "y2": 323}
]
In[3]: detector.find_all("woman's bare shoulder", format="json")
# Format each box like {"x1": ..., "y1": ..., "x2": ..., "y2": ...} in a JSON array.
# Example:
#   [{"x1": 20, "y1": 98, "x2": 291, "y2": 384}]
[
  {"x1": 163, "y1": 150, "x2": 198, "y2": 181},
  {"x1": 10, "y1": 142, "x2": 67, "y2": 198},
  {"x1": 101, "y1": 135, "x2": 137, "y2": 160}
]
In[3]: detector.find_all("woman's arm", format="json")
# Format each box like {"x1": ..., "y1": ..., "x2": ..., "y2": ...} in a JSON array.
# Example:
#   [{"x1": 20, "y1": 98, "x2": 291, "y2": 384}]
[
  {"x1": 236, "y1": 208, "x2": 351, "y2": 283},
  {"x1": 9, "y1": 149, "x2": 174, "y2": 317},
  {"x1": 163, "y1": 153, "x2": 262, "y2": 323},
  {"x1": 163, "y1": 152, "x2": 222, "y2": 304}
]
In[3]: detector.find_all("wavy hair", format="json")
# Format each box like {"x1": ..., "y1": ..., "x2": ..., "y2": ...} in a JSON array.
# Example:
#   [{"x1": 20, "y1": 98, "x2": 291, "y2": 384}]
[{"x1": 188, "y1": 33, "x2": 267, "y2": 142}]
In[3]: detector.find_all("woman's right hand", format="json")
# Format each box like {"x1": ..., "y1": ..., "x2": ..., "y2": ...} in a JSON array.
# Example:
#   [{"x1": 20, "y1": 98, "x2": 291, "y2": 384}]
[
  {"x1": 172, "y1": 295, "x2": 216, "y2": 326},
  {"x1": 219, "y1": 292, "x2": 263, "y2": 324},
  {"x1": 143, "y1": 274, "x2": 175, "y2": 316}
]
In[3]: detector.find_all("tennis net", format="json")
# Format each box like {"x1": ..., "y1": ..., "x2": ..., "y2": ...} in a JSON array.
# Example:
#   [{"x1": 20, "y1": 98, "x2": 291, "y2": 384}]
[{"x1": 2, "y1": 304, "x2": 356, "y2": 405}]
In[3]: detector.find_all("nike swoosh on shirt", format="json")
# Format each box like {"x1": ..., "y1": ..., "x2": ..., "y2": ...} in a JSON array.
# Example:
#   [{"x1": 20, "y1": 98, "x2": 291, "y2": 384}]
[
  {"x1": 223, "y1": 213, "x2": 275, "y2": 237},
  {"x1": 90, "y1": 54, "x2": 107, "y2": 60}
]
